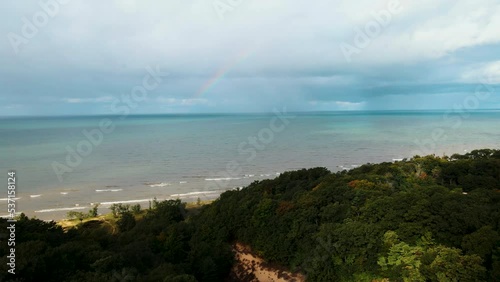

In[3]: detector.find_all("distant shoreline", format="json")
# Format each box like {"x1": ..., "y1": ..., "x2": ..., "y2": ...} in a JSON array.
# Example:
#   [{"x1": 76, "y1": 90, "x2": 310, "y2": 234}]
[
  {"x1": 56, "y1": 199, "x2": 214, "y2": 227},
  {"x1": 4, "y1": 146, "x2": 500, "y2": 221}
]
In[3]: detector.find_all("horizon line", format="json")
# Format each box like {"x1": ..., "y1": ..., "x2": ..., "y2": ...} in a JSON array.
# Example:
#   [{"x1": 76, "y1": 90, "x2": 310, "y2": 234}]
[{"x1": 1, "y1": 108, "x2": 500, "y2": 119}]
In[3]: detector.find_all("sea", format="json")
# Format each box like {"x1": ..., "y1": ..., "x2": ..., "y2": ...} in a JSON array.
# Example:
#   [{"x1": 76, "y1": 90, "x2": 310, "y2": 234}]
[{"x1": 1, "y1": 110, "x2": 499, "y2": 220}]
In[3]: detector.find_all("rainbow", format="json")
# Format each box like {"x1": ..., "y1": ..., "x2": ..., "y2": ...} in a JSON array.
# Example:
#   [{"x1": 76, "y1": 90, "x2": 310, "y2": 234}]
[{"x1": 195, "y1": 47, "x2": 256, "y2": 98}]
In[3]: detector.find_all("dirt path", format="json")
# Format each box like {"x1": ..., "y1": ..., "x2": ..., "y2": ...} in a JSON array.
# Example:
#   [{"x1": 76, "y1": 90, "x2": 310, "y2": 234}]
[{"x1": 229, "y1": 243, "x2": 306, "y2": 282}]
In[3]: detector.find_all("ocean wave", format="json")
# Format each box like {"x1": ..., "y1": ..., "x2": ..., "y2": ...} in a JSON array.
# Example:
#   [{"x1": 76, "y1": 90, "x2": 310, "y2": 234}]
[
  {"x1": 95, "y1": 189, "x2": 123, "y2": 192},
  {"x1": 60, "y1": 192, "x2": 68, "y2": 195},
  {"x1": 0, "y1": 197, "x2": 20, "y2": 201},
  {"x1": 205, "y1": 177, "x2": 241, "y2": 181},
  {"x1": 30, "y1": 194, "x2": 42, "y2": 198},
  {"x1": 100, "y1": 199, "x2": 152, "y2": 205},
  {"x1": 338, "y1": 164, "x2": 362, "y2": 170},
  {"x1": 179, "y1": 181, "x2": 187, "y2": 184},
  {"x1": 170, "y1": 191, "x2": 220, "y2": 198},
  {"x1": 149, "y1": 182, "x2": 171, "y2": 188},
  {"x1": 182, "y1": 175, "x2": 205, "y2": 179},
  {"x1": 35, "y1": 206, "x2": 86, "y2": 213},
  {"x1": 0, "y1": 212, "x2": 21, "y2": 218}
]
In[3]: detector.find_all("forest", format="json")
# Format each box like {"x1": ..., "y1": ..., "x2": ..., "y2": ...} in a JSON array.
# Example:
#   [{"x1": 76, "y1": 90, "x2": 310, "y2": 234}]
[{"x1": 1, "y1": 148, "x2": 499, "y2": 281}]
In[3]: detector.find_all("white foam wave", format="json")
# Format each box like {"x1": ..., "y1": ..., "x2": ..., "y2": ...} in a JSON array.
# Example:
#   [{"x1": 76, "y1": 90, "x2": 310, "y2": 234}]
[
  {"x1": 0, "y1": 212, "x2": 20, "y2": 218},
  {"x1": 30, "y1": 194, "x2": 42, "y2": 198},
  {"x1": 179, "y1": 181, "x2": 187, "y2": 184},
  {"x1": 60, "y1": 192, "x2": 68, "y2": 195},
  {"x1": 205, "y1": 177, "x2": 240, "y2": 181},
  {"x1": 95, "y1": 189, "x2": 123, "y2": 192},
  {"x1": 149, "y1": 182, "x2": 171, "y2": 187},
  {"x1": 0, "y1": 198, "x2": 20, "y2": 201},
  {"x1": 100, "y1": 199, "x2": 152, "y2": 205},
  {"x1": 170, "y1": 191, "x2": 220, "y2": 198},
  {"x1": 35, "y1": 206, "x2": 86, "y2": 213}
]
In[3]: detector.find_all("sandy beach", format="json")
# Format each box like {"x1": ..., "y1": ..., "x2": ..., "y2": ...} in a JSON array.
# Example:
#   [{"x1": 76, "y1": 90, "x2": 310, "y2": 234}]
[{"x1": 230, "y1": 243, "x2": 306, "y2": 282}]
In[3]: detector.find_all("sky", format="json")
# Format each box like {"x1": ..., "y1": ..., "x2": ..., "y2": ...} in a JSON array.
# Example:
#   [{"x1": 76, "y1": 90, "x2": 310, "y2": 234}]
[{"x1": 1, "y1": 0, "x2": 500, "y2": 116}]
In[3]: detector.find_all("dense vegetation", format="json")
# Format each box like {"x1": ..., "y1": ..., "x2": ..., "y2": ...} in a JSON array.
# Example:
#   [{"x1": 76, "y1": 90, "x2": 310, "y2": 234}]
[{"x1": 1, "y1": 149, "x2": 499, "y2": 281}]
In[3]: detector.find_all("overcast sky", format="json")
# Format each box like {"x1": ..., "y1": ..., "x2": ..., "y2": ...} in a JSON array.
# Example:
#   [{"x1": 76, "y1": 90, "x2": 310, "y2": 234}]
[{"x1": 1, "y1": 0, "x2": 500, "y2": 116}]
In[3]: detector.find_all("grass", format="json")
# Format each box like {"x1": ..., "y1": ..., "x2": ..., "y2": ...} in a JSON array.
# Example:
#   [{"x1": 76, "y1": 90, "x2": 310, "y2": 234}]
[
  {"x1": 185, "y1": 199, "x2": 214, "y2": 209},
  {"x1": 57, "y1": 199, "x2": 214, "y2": 231},
  {"x1": 58, "y1": 213, "x2": 118, "y2": 230}
]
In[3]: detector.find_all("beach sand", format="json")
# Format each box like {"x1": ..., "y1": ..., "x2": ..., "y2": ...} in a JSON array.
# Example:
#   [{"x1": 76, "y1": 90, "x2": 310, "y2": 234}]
[{"x1": 230, "y1": 243, "x2": 306, "y2": 282}]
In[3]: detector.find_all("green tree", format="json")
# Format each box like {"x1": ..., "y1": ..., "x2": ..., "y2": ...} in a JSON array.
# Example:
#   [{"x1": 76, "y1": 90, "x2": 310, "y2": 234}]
[
  {"x1": 379, "y1": 231, "x2": 486, "y2": 281},
  {"x1": 110, "y1": 203, "x2": 130, "y2": 217},
  {"x1": 131, "y1": 204, "x2": 141, "y2": 214},
  {"x1": 462, "y1": 226, "x2": 500, "y2": 259},
  {"x1": 428, "y1": 246, "x2": 485, "y2": 281},
  {"x1": 88, "y1": 203, "x2": 99, "y2": 217},
  {"x1": 117, "y1": 211, "x2": 136, "y2": 232},
  {"x1": 67, "y1": 211, "x2": 87, "y2": 222}
]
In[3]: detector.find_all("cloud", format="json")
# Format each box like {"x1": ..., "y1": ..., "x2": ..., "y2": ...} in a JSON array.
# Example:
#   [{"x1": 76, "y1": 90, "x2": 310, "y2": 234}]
[
  {"x1": 156, "y1": 97, "x2": 209, "y2": 106},
  {"x1": 0, "y1": 0, "x2": 499, "y2": 115},
  {"x1": 335, "y1": 101, "x2": 365, "y2": 109},
  {"x1": 308, "y1": 100, "x2": 366, "y2": 111},
  {"x1": 62, "y1": 96, "x2": 114, "y2": 103},
  {"x1": 461, "y1": 61, "x2": 500, "y2": 84}
]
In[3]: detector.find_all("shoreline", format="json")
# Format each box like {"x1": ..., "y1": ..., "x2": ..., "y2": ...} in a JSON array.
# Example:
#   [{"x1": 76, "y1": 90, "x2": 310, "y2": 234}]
[
  {"x1": 0, "y1": 173, "x2": 284, "y2": 221},
  {"x1": 4, "y1": 146, "x2": 498, "y2": 221},
  {"x1": 1, "y1": 193, "x2": 221, "y2": 222},
  {"x1": 56, "y1": 199, "x2": 214, "y2": 228},
  {"x1": 0, "y1": 186, "x2": 230, "y2": 221}
]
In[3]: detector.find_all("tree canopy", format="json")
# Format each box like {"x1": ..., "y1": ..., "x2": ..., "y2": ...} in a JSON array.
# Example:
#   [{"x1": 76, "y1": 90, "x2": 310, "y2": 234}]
[{"x1": 1, "y1": 149, "x2": 499, "y2": 281}]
